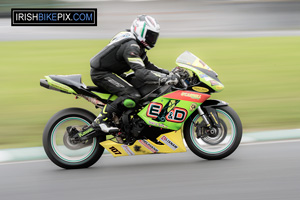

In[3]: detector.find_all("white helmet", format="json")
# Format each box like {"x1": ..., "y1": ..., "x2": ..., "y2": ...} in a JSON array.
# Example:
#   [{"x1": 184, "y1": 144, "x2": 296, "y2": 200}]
[{"x1": 130, "y1": 15, "x2": 160, "y2": 50}]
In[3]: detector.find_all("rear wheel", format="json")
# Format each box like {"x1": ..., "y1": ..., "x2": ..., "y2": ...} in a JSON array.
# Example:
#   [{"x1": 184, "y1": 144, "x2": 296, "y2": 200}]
[
  {"x1": 184, "y1": 105, "x2": 242, "y2": 160},
  {"x1": 43, "y1": 108, "x2": 106, "y2": 169}
]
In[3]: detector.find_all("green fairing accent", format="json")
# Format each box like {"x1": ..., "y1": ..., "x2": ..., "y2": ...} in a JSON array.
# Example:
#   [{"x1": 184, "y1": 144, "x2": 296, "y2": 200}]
[
  {"x1": 123, "y1": 99, "x2": 136, "y2": 108},
  {"x1": 175, "y1": 62, "x2": 225, "y2": 93},
  {"x1": 45, "y1": 76, "x2": 77, "y2": 94},
  {"x1": 92, "y1": 92, "x2": 118, "y2": 101},
  {"x1": 138, "y1": 95, "x2": 202, "y2": 131},
  {"x1": 78, "y1": 128, "x2": 94, "y2": 137}
]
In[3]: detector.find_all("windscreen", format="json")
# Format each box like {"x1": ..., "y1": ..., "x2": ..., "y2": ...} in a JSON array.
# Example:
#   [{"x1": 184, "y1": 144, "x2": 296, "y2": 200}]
[{"x1": 176, "y1": 51, "x2": 214, "y2": 72}]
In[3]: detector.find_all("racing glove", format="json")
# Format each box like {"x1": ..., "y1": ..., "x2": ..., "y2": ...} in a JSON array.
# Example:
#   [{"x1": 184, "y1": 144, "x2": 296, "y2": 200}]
[
  {"x1": 159, "y1": 73, "x2": 180, "y2": 85},
  {"x1": 160, "y1": 68, "x2": 170, "y2": 75}
]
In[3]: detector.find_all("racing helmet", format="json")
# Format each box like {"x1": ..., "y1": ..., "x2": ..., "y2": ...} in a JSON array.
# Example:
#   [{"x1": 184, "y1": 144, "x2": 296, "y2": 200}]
[{"x1": 130, "y1": 15, "x2": 160, "y2": 50}]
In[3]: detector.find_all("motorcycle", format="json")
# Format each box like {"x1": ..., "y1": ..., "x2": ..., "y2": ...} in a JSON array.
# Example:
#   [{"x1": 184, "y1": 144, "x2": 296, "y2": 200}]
[{"x1": 40, "y1": 51, "x2": 242, "y2": 169}]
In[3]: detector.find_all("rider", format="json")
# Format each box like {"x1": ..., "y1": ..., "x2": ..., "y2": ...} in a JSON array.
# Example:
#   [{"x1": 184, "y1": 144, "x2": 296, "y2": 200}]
[{"x1": 68, "y1": 15, "x2": 179, "y2": 140}]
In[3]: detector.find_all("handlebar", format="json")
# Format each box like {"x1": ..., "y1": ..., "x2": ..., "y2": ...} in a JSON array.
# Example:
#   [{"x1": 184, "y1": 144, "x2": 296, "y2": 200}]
[
  {"x1": 180, "y1": 78, "x2": 188, "y2": 90},
  {"x1": 145, "y1": 71, "x2": 189, "y2": 90}
]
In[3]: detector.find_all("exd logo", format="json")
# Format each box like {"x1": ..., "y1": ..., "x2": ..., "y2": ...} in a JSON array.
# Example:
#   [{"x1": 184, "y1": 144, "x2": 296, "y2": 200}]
[{"x1": 11, "y1": 8, "x2": 97, "y2": 26}]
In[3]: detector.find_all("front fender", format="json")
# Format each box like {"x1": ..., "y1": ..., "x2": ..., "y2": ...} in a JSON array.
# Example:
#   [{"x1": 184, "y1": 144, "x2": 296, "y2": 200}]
[{"x1": 201, "y1": 99, "x2": 228, "y2": 108}]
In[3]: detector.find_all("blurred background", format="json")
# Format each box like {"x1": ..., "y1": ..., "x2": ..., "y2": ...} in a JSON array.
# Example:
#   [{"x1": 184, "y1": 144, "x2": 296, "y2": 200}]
[{"x1": 0, "y1": 0, "x2": 299, "y2": 149}]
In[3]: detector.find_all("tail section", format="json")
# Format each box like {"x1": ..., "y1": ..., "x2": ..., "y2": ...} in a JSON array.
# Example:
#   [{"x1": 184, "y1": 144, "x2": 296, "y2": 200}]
[{"x1": 40, "y1": 74, "x2": 118, "y2": 107}]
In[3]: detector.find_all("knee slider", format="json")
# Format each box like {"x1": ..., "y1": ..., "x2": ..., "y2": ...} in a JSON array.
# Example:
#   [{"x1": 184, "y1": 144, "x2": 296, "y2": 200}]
[
  {"x1": 123, "y1": 99, "x2": 136, "y2": 108},
  {"x1": 121, "y1": 90, "x2": 141, "y2": 108}
]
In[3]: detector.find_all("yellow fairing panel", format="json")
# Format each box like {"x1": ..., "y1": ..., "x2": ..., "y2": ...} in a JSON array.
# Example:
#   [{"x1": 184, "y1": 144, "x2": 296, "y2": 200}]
[{"x1": 100, "y1": 131, "x2": 186, "y2": 157}]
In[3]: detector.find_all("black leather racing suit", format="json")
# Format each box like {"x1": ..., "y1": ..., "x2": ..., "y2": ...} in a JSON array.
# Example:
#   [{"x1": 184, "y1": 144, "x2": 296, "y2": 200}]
[{"x1": 90, "y1": 31, "x2": 169, "y2": 114}]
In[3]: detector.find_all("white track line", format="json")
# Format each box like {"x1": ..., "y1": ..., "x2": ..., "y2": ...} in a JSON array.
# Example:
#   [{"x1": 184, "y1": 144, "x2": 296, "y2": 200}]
[{"x1": 240, "y1": 139, "x2": 300, "y2": 146}]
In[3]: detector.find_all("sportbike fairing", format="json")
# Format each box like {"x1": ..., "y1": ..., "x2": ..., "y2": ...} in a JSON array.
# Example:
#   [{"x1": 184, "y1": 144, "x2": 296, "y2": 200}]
[
  {"x1": 138, "y1": 91, "x2": 211, "y2": 131},
  {"x1": 101, "y1": 130, "x2": 186, "y2": 157},
  {"x1": 41, "y1": 75, "x2": 118, "y2": 106},
  {"x1": 176, "y1": 51, "x2": 224, "y2": 93},
  {"x1": 103, "y1": 90, "x2": 210, "y2": 157}
]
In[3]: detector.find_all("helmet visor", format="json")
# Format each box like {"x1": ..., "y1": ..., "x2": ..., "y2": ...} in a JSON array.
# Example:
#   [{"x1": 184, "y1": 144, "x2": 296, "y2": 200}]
[{"x1": 145, "y1": 30, "x2": 159, "y2": 48}]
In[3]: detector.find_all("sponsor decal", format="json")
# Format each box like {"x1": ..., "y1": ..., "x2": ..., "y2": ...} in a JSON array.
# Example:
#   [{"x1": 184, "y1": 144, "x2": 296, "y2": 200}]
[
  {"x1": 121, "y1": 145, "x2": 135, "y2": 156},
  {"x1": 139, "y1": 140, "x2": 158, "y2": 153},
  {"x1": 147, "y1": 102, "x2": 163, "y2": 119},
  {"x1": 160, "y1": 135, "x2": 178, "y2": 150},
  {"x1": 210, "y1": 112, "x2": 219, "y2": 125},
  {"x1": 181, "y1": 92, "x2": 201, "y2": 100},
  {"x1": 192, "y1": 86, "x2": 209, "y2": 93},
  {"x1": 190, "y1": 103, "x2": 197, "y2": 111},
  {"x1": 210, "y1": 80, "x2": 219, "y2": 86},
  {"x1": 11, "y1": 8, "x2": 97, "y2": 26},
  {"x1": 109, "y1": 146, "x2": 122, "y2": 155},
  {"x1": 200, "y1": 74, "x2": 209, "y2": 78},
  {"x1": 166, "y1": 107, "x2": 187, "y2": 123},
  {"x1": 78, "y1": 128, "x2": 93, "y2": 137},
  {"x1": 148, "y1": 120, "x2": 168, "y2": 128},
  {"x1": 198, "y1": 59, "x2": 206, "y2": 67},
  {"x1": 163, "y1": 91, "x2": 210, "y2": 103},
  {"x1": 147, "y1": 102, "x2": 187, "y2": 123}
]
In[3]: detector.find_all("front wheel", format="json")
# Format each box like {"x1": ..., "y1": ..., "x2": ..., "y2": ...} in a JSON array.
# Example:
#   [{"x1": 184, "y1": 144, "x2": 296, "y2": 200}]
[
  {"x1": 43, "y1": 108, "x2": 106, "y2": 169},
  {"x1": 184, "y1": 105, "x2": 242, "y2": 160}
]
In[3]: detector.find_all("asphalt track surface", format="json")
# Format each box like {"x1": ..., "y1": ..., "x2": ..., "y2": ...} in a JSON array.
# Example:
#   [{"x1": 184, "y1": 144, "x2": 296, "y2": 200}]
[
  {"x1": 1, "y1": 0, "x2": 300, "y2": 41},
  {"x1": 1, "y1": 140, "x2": 300, "y2": 200}
]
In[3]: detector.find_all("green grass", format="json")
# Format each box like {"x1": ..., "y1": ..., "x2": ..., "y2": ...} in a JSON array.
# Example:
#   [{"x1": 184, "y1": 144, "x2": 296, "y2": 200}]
[{"x1": 0, "y1": 37, "x2": 299, "y2": 149}]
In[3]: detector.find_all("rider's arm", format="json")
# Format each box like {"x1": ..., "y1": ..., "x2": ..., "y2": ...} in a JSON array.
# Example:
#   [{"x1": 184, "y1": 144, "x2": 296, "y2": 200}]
[
  {"x1": 143, "y1": 56, "x2": 169, "y2": 75},
  {"x1": 123, "y1": 41, "x2": 165, "y2": 82}
]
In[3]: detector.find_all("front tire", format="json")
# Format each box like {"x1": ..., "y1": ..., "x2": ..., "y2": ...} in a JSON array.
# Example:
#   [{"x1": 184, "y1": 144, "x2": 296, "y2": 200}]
[
  {"x1": 184, "y1": 105, "x2": 242, "y2": 160},
  {"x1": 43, "y1": 108, "x2": 105, "y2": 169}
]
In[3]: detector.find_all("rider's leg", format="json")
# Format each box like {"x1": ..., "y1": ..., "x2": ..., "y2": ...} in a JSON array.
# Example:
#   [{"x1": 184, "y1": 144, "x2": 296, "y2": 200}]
[
  {"x1": 66, "y1": 104, "x2": 119, "y2": 141},
  {"x1": 92, "y1": 73, "x2": 141, "y2": 132},
  {"x1": 67, "y1": 72, "x2": 141, "y2": 140}
]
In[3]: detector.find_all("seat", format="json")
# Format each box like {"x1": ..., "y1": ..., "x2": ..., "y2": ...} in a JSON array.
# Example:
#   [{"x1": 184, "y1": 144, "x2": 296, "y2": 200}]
[
  {"x1": 86, "y1": 86, "x2": 109, "y2": 93},
  {"x1": 49, "y1": 75, "x2": 86, "y2": 89}
]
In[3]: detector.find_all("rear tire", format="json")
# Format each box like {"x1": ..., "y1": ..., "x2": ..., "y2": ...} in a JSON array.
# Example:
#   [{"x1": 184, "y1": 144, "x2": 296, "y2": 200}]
[
  {"x1": 43, "y1": 108, "x2": 105, "y2": 169},
  {"x1": 184, "y1": 105, "x2": 242, "y2": 160}
]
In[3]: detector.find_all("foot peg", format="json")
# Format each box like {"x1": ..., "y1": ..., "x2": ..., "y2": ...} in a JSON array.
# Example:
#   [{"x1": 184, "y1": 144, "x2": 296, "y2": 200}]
[{"x1": 99, "y1": 123, "x2": 119, "y2": 133}]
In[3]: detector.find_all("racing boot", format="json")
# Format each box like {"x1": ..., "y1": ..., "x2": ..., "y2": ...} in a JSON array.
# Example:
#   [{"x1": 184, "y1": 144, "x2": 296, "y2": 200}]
[
  {"x1": 67, "y1": 104, "x2": 119, "y2": 141},
  {"x1": 94, "y1": 104, "x2": 119, "y2": 133}
]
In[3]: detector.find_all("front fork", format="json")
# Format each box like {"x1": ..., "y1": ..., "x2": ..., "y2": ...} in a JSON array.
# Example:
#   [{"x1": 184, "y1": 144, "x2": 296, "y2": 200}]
[
  {"x1": 197, "y1": 107, "x2": 211, "y2": 128},
  {"x1": 197, "y1": 106, "x2": 221, "y2": 128},
  {"x1": 195, "y1": 106, "x2": 221, "y2": 138}
]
